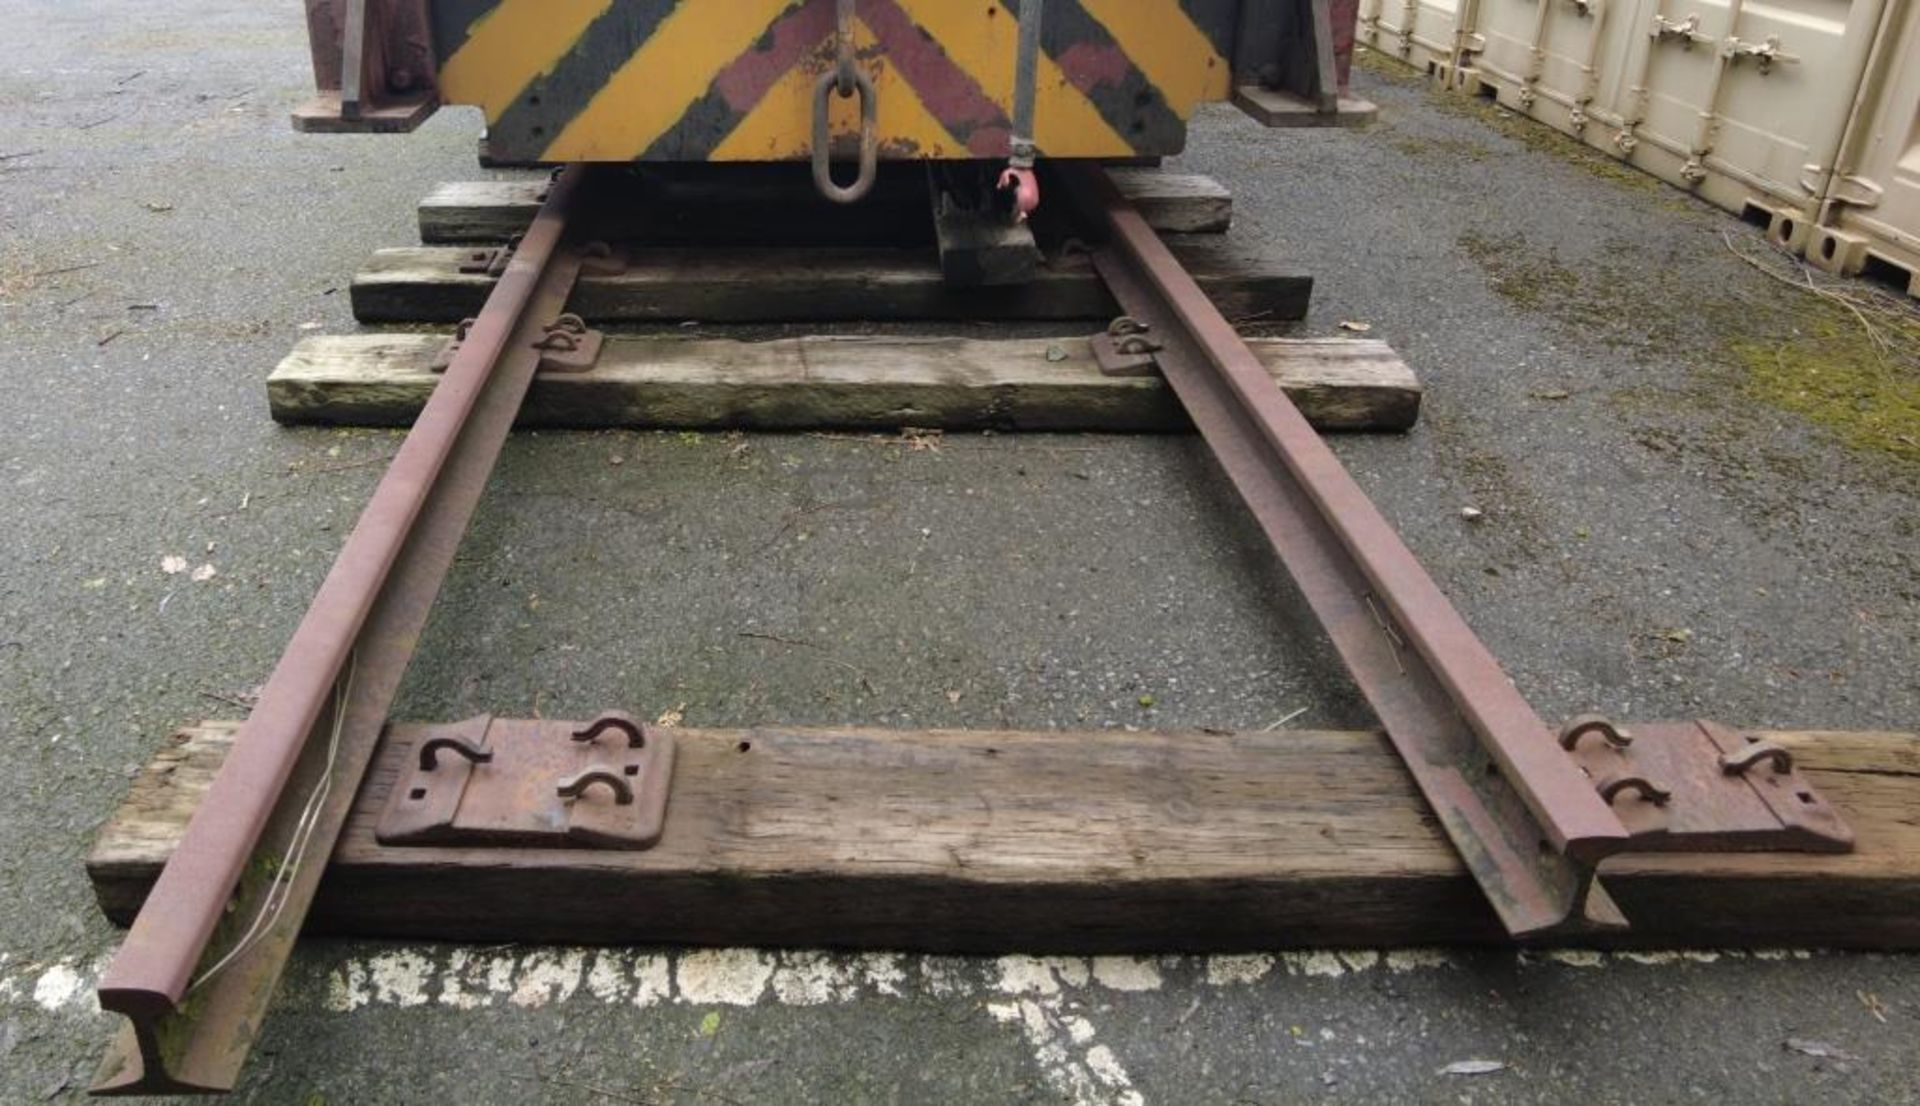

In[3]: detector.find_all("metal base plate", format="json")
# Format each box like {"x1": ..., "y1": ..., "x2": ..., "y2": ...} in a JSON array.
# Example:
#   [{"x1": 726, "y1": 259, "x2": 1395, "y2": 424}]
[
  {"x1": 1567, "y1": 720, "x2": 1852, "y2": 853},
  {"x1": 290, "y1": 91, "x2": 438, "y2": 134},
  {"x1": 378, "y1": 714, "x2": 674, "y2": 849}
]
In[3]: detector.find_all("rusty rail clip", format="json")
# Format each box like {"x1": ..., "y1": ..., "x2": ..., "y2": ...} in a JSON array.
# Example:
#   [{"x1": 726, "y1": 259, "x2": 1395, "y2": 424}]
[
  {"x1": 1091, "y1": 316, "x2": 1163, "y2": 377},
  {"x1": 432, "y1": 312, "x2": 606, "y2": 375},
  {"x1": 378, "y1": 711, "x2": 675, "y2": 850},
  {"x1": 530, "y1": 313, "x2": 604, "y2": 374},
  {"x1": 1559, "y1": 718, "x2": 1850, "y2": 852},
  {"x1": 458, "y1": 233, "x2": 522, "y2": 279}
]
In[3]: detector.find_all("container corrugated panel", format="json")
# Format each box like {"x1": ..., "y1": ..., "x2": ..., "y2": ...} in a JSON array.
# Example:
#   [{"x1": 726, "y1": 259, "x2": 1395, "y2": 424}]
[
  {"x1": 1812, "y1": 0, "x2": 1919, "y2": 293},
  {"x1": 1359, "y1": 0, "x2": 1920, "y2": 295},
  {"x1": 1357, "y1": 0, "x2": 1463, "y2": 73}
]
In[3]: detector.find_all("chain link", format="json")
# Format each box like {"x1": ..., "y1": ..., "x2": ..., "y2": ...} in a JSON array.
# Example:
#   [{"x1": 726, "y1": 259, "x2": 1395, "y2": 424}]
[{"x1": 834, "y1": 0, "x2": 857, "y2": 95}]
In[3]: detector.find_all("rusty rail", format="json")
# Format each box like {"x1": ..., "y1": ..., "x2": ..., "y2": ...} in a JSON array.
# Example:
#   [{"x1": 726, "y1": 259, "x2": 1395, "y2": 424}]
[
  {"x1": 90, "y1": 166, "x2": 604, "y2": 1095},
  {"x1": 1059, "y1": 163, "x2": 1641, "y2": 935},
  {"x1": 88, "y1": 160, "x2": 1850, "y2": 1095}
]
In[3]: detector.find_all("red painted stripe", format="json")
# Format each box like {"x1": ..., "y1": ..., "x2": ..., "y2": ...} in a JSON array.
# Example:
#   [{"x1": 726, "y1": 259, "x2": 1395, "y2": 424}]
[
  {"x1": 1055, "y1": 42, "x2": 1132, "y2": 88},
  {"x1": 712, "y1": 1, "x2": 835, "y2": 114}
]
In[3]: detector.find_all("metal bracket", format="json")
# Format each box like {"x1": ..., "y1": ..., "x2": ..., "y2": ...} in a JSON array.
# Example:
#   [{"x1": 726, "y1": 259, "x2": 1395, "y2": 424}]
[
  {"x1": 460, "y1": 237, "x2": 623, "y2": 282},
  {"x1": 440, "y1": 238, "x2": 620, "y2": 371},
  {"x1": 377, "y1": 711, "x2": 675, "y2": 849},
  {"x1": 1723, "y1": 35, "x2": 1799, "y2": 72},
  {"x1": 1559, "y1": 718, "x2": 1851, "y2": 853},
  {"x1": 1091, "y1": 317, "x2": 1163, "y2": 377},
  {"x1": 1650, "y1": 13, "x2": 1711, "y2": 48},
  {"x1": 529, "y1": 313, "x2": 605, "y2": 374},
  {"x1": 431, "y1": 311, "x2": 607, "y2": 375},
  {"x1": 1813, "y1": 173, "x2": 1884, "y2": 209},
  {"x1": 458, "y1": 234, "x2": 521, "y2": 279}
]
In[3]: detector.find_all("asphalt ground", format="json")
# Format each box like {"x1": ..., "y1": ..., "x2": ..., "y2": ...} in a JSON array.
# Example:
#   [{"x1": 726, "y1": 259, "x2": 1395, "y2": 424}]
[{"x1": 1, "y1": 2, "x2": 1917, "y2": 1103}]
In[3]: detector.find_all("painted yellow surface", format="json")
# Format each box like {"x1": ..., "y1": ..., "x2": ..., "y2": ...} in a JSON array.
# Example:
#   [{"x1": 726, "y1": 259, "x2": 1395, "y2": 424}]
[
  {"x1": 541, "y1": 0, "x2": 798, "y2": 161},
  {"x1": 712, "y1": 18, "x2": 972, "y2": 161},
  {"x1": 436, "y1": 0, "x2": 611, "y2": 120},
  {"x1": 440, "y1": 0, "x2": 1229, "y2": 161},
  {"x1": 901, "y1": 0, "x2": 1128, "y2": 155},
  {"x1": 1076, "y1": 0, "x2": 1233, "y2": 107}
]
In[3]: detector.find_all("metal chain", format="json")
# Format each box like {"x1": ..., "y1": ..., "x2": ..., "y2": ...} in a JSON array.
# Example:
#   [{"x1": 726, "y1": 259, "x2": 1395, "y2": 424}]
[
  {"x1": 814, "y1": 0, "x2": 878, "y2": 202},
  {"x1": 834, "y1": 0, "x2": 857, "y2": 95}
]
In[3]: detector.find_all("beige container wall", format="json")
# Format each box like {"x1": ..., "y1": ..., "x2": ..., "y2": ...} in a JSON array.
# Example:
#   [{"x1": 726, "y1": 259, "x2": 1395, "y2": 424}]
[
  {"x1": 1814, "y1": 3, "x2": 1920, "y2": 292},
  {"x1": 1358, "y1": 0, "x2": 1920, "y2": 294},
  {"x1": 1358, "y1": 0, "x2": 1465, "y2": 72}
]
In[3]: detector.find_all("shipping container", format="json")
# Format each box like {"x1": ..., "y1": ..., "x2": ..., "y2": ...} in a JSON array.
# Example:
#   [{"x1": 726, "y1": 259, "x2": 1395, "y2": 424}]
[
  {"x1": 1358, "y1": 0, "x2": 1920, "y2": 295},
  {"x1": 1811, "y1": 2, "x2": 1919, "y2": 293}
]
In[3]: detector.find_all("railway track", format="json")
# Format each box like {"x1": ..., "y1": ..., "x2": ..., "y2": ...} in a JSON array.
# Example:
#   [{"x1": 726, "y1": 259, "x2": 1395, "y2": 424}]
[{"x1": 87, "y1": 162, "x2": 1859, "y2": 1095}]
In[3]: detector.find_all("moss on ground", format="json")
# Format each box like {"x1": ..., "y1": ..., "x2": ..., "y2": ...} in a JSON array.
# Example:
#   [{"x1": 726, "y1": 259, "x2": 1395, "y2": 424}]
[
  {"x1": 1455, "y1": 223, "x2": 1920, "y2": 468},
  {"x1": 1457, "y1": 230, "x2": 1580, "y2": 312},
  {"x1": 1731, "y1": 316, "x2": 1920, "y2": 464},
  {"x1": 1357, "y1": 45, "x2": 1662, "y2": 195}
]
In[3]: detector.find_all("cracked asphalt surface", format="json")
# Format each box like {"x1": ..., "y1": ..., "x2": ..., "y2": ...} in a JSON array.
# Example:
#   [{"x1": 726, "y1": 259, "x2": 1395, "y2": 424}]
[{"x1": 1, "y1": 2, "x2": 1917, "y2": 1103}]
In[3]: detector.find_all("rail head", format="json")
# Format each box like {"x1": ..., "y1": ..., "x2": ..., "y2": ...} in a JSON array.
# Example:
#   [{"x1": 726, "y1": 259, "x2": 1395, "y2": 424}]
[
  {"x1": 1054, "y1": 161, "x2": 1847, "y2": 937},
  {"x1": 90, "y1": 167, "x2": 604, "y2": 1096}
]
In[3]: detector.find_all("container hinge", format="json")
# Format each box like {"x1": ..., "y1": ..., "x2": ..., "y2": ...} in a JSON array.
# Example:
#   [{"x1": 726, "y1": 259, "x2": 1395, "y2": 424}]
[
  {"x1": 1650, "y1": 14, "x2": 1712, "y2": 48},
  {"x1": 1722, "y1": 35, "x2": 1799, "y2": 73},
  {"x1": 1557, "y1": 716, "x2": 1852, "y2": 855},
  {"x1": 378, "y1": 712, "x2": 676, "y2": 850}
]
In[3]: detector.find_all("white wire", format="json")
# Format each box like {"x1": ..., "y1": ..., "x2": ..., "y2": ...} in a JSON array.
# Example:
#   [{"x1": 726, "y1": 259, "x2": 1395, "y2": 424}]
[{"x1": 190, "y1": 652, "x2": 355, "y2": 992}]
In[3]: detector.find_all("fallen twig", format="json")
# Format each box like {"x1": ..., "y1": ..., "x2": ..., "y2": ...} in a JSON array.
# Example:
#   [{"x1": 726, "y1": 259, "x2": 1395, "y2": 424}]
[
  {"x1": 737, "y1": 631, "x2": 876, "y2": 695},
  {"x1": 1720, "y1": 231, "x2": 1920, "y2": 366},
  {"x1": 198, "y1": 689, "x2": 258, "y2": 711},
  {"x1": 1262, "y1": 706, "x2": 1309, "y2": 731},
  {"x1": 506, "y1": 1073, "x2": 648, "y2": 1105},
  {"x1": 293, "y1": 454, "x2": 398, "y2": 476},
  {"x1": 32, "y1": 260, "x2": 103, "y2": 278},
  {"x1": 739, "y1": 631, "x2": 815, "y2": 648}
]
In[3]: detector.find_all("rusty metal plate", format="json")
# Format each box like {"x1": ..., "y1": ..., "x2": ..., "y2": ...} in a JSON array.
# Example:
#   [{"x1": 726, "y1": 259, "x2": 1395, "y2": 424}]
[
  {"x1": 530, "y1": 314, "x2": 604, "y2": 374},
  {"x1": 379, "y1": 712, "x2": 674, "y2": 850},
  {"x1": 1563, "y1": 718, "x2": 1853, "y2": 853}
]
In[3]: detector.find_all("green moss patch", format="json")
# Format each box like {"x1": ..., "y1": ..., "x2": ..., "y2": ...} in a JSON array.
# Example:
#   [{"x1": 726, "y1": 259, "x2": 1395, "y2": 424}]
[
  {"x1": 1731, "y1": 315, "x2": 1920, "y2": 464},
  {"x1": 1456, "y1": 225, "x2": 1920, "y2": 468}
]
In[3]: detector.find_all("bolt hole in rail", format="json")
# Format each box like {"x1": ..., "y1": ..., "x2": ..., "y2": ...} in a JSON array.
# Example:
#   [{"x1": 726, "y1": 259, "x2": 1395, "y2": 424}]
[{"x1": 92, "y1": 0, "x2": 1853, "y2": 1094}]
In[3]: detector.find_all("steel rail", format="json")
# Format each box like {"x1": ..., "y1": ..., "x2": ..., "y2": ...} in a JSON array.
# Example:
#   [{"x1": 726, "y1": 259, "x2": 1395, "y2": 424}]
[
  {"x1": 1058, "y1": 163, "x2": 1635, "y2": 936},
  {"x1": 91, "y1": 165, "x2": 604, "y2": 1095}
]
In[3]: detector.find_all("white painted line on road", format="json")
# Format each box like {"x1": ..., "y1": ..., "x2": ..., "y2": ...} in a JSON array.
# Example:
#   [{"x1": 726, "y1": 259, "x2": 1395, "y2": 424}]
[{"x1": 0, "y1": 944, "x2": 1826, "y2": 1103}]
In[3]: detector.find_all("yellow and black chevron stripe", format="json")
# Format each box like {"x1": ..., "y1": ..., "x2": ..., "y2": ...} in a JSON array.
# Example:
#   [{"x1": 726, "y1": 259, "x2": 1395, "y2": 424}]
[{"x1": 428, "y1": 0, "x2": 1242, "y2": 163}]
